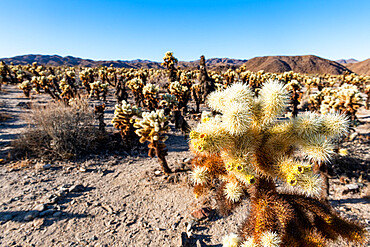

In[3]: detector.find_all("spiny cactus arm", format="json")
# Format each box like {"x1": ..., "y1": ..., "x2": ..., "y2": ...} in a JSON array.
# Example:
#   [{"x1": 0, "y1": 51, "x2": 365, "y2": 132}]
[
  {"x1": 189, "y1": 118, "x2": 233, "y2": 154},
  {"x1": 258, "y1": 80, "x2": 290, "y2": 125}
]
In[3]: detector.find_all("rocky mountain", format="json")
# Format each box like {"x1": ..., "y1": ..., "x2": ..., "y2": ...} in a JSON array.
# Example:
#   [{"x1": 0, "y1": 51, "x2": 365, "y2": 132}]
[
  {"x1": 346, "y1": 58, "x2": 370, "y2": 75},
  {"x1": 241, "y1": 55, "x2": 352, "y2": 75},
  {"x1": 0, "y1": 55, "x2": 247, "y2": 70},
  {"x1": 336, "y1": 59, "x2": 359, "y2": 64}
]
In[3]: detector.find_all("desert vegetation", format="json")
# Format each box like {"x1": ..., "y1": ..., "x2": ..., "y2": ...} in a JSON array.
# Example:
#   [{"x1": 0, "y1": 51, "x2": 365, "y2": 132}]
[{"x1": 0, "y1": 53, "x2": 368, "y2": 246}]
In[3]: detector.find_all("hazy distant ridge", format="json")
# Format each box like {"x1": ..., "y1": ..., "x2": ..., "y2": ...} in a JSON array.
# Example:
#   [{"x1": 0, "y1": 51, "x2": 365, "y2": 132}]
[{"x1": 336, "y1": 59, "x2": 359, "y2": 64}]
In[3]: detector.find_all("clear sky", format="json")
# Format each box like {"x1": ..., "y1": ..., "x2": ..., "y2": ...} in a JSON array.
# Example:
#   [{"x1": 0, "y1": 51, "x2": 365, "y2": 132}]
[{"x1": 1, "y1": 0, "x2": 369, "y2": 62}]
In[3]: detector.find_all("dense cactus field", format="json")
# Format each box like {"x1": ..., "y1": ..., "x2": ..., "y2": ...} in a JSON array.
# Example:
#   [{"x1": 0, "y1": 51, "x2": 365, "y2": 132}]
[{"x1": 0, "y1": 53, "x2": 369, "y2": 246}]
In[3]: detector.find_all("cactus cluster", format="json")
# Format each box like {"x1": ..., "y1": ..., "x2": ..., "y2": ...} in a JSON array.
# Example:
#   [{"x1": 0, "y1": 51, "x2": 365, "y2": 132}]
[
  {"x1": 18, "y1": 80, "x2": 33, "y2": 97},
  {"x1": 189, "y1": 81, "x2": 366, "y2": 247},
  {"x1": 112, "y1": 100, "x2": 142, "y2": 142},
  {"x1": 142, "y1": 83, "x2": 159, "y2": 110},
  {"x1": 134, "y1": 109, "x2": 171, "y2": 173},
  {"x1": 162, "y1": 51, "x2": 179, "y2": 83},
  {"x1": 127, "y1": 78, "x2": 145, "y2": 106},
  {"x1": 89, "y1": 80, "x2": 109, "y2": 101}
]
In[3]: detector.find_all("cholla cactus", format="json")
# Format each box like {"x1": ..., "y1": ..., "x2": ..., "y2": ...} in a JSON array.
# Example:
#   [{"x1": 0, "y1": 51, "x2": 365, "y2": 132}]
[
  {"x1": 159, "y1": 93, "x2": 178, "y2": 110},
  {"x1": 142, "y1": 83, "x2": 159, "y2": 110},
  {"x1": 112, "y1": 100, "x2": 142, "y2": 146},
  {"x1": 189, "y1": 81, "x2": 366, "y2": 246},
  {"x1": 162, "y1": 51, "x2": 178, "y2": 82},
  {"x1": 19, "y1": 80, "x2": 32, "y2": 97},
  {"x1": 169, "y1": 81, "x2": 189, "y2": 109},
  {"x1": 89, "y1": 80, "x2": 109, "y2": 101},
  {"x1": 192, "y1": 83, "x2": 203, "y2": 113},
  {"x1": 365, "y1": 84, "x2": 370, "y2": 109},
  {"x1": 223, "y1": 69, "x2": 238, "y2": 87},
  {"x1": 127, "y1": 78, "x2": 145, "y2": 106},
  {"x1": 286, "y1": 79, "x2": 303, "y2": 117},
  {"x1": 79, "y1": 68, "x2": 95, "y2": 93},
  {"x1": 320, "y1": 83, "x2": 365, "y2": 121},
  {"x1": 134, "y1": 109, "x2": 172, "y2": 174}
]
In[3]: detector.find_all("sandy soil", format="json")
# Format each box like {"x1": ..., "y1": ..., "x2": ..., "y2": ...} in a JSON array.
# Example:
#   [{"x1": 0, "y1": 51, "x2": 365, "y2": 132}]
[{"x1": 0, "y1": 84, "x2": 369, "y2": 247}]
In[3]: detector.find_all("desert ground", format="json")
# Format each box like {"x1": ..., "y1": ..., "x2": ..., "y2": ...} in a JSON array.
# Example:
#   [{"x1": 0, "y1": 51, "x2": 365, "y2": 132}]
[{"x1": 0, "y1": 84, "x2": 369, "y2": 247}]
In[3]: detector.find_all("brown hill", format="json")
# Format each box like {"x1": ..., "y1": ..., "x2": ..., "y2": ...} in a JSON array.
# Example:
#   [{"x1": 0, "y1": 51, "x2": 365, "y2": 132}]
[
  {"x1": 242, "y1": 55, "x2": 352, "y2": 75},
  {"x1": 346, "y1": 59, "x2": 370, "y2": 75}
]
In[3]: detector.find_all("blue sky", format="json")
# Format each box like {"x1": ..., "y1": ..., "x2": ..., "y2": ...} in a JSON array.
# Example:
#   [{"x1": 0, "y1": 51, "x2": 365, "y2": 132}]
[{"x1": 0, "y1": 0, "x2": 369, "y2": 62}]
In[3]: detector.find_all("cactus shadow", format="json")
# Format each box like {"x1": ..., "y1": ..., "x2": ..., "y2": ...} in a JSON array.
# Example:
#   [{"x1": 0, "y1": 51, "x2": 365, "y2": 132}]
[
  {"x1": 0, "y1": 210, "x2": 87, "y2": 225},
  {"x1": 188, "y1": 233, "x2": 222, "y2": 247},
  {"x1": 166, "y1": 133, "x2": 189, "y2": 152}
]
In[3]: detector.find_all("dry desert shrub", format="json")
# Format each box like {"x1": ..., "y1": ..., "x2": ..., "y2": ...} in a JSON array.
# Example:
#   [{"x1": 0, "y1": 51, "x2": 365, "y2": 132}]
[{"x1": 12, "y1": 99, "x2": 105, "y2": 160}]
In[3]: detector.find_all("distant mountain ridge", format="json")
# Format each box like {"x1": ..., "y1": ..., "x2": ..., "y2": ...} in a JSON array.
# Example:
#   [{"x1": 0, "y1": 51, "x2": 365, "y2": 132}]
[
  {"x1": 0, "y1": 55, "x2": 165, "y2": 69},
  {"x1": 0, "y1": 54, "x2": 248, "y2": 70},
  {"x1": 2, "y1": 54, "x2": 368, "y2": 75},
  {"x1": 336, "y1": 59, "x2": 359, "y2": 64}
]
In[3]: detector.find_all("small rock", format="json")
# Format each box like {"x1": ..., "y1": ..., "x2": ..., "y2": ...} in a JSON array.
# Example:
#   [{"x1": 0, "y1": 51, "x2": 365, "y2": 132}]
[
  {"x1": 24, "y1": 214, "x2": 35, "y2": 221},
  {"x1": 33, "y1": 204, "x2": 46, "y2": 212},
  {"x1": 53, "y1": 211, "x2": 62, "y2": 217},
  {"x1": 43, "y1": 164, "x2": 51, "y2": 169},
  {"x1": 154, "y1": 170, "x2": 161, "y2": 176},
  {"x1": 342, "y1": 183, "x2": 360, "y2": 195},
  {"x1": 346, "y1": 184, "x2": 359, "y2": 190},
  {"x1": 33, "y1": 218, "x2": 44, "y2": 228},
  {"x1": 191, "y1": 207, "x2": 212, "y2": 220},
  {"x1": 79, "y1": 167, "x2": 87, "y2": 172},
  {"x1": 69, "y1": 184, "x2": 84, "y2": 193}
]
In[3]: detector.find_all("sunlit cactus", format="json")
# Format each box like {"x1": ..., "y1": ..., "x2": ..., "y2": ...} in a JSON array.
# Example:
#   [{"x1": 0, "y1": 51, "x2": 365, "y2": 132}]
[
  {"x1": 169, "y1": 81, "x2": 189, "y2": 109},
  {"x1": 189, "y1": 80, "x2": 366, "y2": 247},
  {"x1": 133, "y1": 109, "x2": 172, "y2": 174},
  {"x1": 79, "y1": 68, "x2": 95, "y2": 93},
  {"x1": 89, "y1": 80, "x2": 109, "y2": 101},
  {"x1": 59, "y1": 78, "x2": 77, "y2": 102},
  {"x1": 159, "y1": 93, "x2": 178, "y2": 109},
  {"x1": 127, "y1": 78, "x2": 145, "y2": 106},
  {"x1": 162, "y1": 51, "x2": 179, "y2": 83},
  {"x1": 18, "y1": 80, "x2": 32, "y2": 97},
  {"x1": 223, "y1": 69, "x2": 238, "y2": 87},
  {"x1": 142, "y1": 83, "x2": 159, "y2": 111},
  {"x1": 112, "y1": 100, "x2": 142, "y2": 146},
  {"x1": 320, "y1": 83, "x2": 365, "y2": 121}
]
